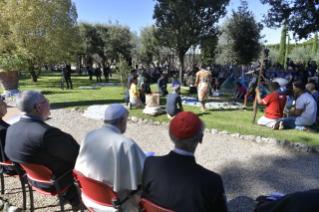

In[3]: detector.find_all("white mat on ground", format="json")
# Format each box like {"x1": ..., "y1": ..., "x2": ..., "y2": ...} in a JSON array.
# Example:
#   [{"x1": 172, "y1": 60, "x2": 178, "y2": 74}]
[
  {"x1": 143, "y1": 106, "x2": 165, "y2": 116},
  {"x1": 82, "y1": 105, "x2": 109, "y2": 120}
]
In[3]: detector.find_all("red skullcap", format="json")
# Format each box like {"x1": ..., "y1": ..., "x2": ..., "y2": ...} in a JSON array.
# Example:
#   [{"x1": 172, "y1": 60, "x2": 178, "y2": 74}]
[{"x1": 170, "y1": 112, "x2": 202, "y2": 140}]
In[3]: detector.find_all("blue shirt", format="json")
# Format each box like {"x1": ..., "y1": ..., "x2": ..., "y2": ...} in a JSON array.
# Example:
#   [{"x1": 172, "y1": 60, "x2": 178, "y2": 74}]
[
  {"x1": 172, "y1": 80, "x2": 181, "y2": 88},
  {"x1": 312, "y1": 91, "x2": 319, "y2": 117},
  {"x1": 157, "y1": 78, "x2": 167, "y2": 91},
  {"x1": 23, "y1": 115, "x2": 45, "y2": 122}
]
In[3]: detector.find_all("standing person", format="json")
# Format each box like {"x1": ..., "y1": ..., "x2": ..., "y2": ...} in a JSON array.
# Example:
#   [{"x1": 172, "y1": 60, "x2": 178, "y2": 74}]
[
  {"x1": 242, "y1": 71, "x2": 258, "y2": 108},
  {"x1": 195, "y1": 63, "x2": 212, "y2": 112},
  {"x1": 75, "y1": 104, "x2": 146, "y2": 212},
  {"x1": 142, "y1": 112, "x2": 227, "y2": 212},
  {"x1": 87, "y1": 64, "x2": 93, "y2": 80},
  {"x1": 95, "y1": 67, "x2": 102, "y2": 82},
  {"x1": 5, "y1": 90, "x2": 81, "y2": 210},
  {"x1": 124, "y1": 69, "x2": 137, "y2": 104},
  {"x1": 142, "y1": 75, "x2": 152, "y2": 95},
  {"x1": 63, "y1": 61, "x2": 73, "y2": 89},
  {"x1": 129, "y1": 76, "x2": 144, "y2": 109},
  {"x1": 157, "y1": 74, "x2": 168, "y2": 96},
  {"x1": 166, "y1": 85, "x2": 184, "y2": 119}
]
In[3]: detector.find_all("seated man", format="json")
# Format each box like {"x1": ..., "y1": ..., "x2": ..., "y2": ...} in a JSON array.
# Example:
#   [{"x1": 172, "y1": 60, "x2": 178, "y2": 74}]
[
  {"x1": 232, "y1": 82, "x2": 247, "y2": 100},
  {"x1": 256, "y1": 81, "x2": 287, "y2": 129},
  {"x1": 166, "y1": 85, "x2": 183, "y2": 119},
  {"x1": 157, "y1": 74, "x2": 168, "y2": 96},
  {"x1": 4, "y1": 90, "x2": 80, "y2": 210},
  {"x1": 75, "y1": 104, "x2": 146, "y2": 212},
  {"x1": 280, "y1": 82, "x2": 317, "y2": 133},
  {"x1": 142, "y1": 112, "x2": 227, "y2": 212},
  {"x1": 306, "y1": 83, "x2": 319, "y2": 124},
  {"x1": 0, "y1": 99, "x2": 17, "y2": 175},
  {"x1": 171, "y1": 76, "x2": 181, "y2": 88}
]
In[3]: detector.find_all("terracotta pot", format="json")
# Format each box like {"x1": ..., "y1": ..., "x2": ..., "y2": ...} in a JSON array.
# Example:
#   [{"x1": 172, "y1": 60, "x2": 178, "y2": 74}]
[{"x1": 0, "y1": 70, "x2": 19, "y2": 90}]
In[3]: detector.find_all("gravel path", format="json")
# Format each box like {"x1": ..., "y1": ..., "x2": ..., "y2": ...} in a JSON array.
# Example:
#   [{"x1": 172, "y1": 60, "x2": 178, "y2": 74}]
[{"x1": 2, "y1": 108, "x2": 319, "y2": 212}]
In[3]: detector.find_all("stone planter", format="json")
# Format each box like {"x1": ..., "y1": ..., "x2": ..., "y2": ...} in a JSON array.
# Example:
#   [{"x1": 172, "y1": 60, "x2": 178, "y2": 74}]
[{"x1": 0, "y1": 70, "x2": 19, "y2": 94}]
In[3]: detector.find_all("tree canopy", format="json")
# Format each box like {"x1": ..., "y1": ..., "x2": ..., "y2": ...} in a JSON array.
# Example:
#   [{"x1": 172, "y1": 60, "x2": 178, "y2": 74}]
[
  {"x1": 0, "y1": 0, "x2": 79, "y2": 82},
  {"x1": 227, "y1": 0, "x2": 264, "y2": 65},
  {"x1": 260, "y1": 0, "x2": 319, "y2": 40},
  {"x1": 153, "y1": 0, "x2": 230, "y2": 81}
]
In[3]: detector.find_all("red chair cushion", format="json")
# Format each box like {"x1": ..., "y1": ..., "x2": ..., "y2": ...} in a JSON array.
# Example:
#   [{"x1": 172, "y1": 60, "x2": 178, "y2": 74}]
[
  {"x1": 139, "y1": 198, "x2": 175, "y2": 212},
  {"x1": 20, "y1": 163, "x2": 53, "y2": 184},
  {"x1": 74, "y1": 170, "x2": 118, "y2": 207},
  {"x1": 29, "y1": 182, "x2": 71, "y2": 196},
  {"x1": 0, "y1": 160, "x2": 13, "y2": 166}
]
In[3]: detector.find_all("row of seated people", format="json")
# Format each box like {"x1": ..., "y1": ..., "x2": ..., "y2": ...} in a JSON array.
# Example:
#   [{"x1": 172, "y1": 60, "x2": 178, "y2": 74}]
[
  {"x1": 0, "y1": 90, "x2": 318, "y2": 212},
  {"x1": 255, "y1": 80, "x2": 318, "y2": 133}
]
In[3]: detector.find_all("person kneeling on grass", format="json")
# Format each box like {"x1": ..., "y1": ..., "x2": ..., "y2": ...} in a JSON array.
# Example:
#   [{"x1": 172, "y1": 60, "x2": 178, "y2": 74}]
[
  {"x1": 232, "y1": 82, "x2": 247, "y2": 100},
  {"x1": 129, "y1": 76, "x2": 145, "y2": 109},
  {"x1": 278, "y1": 82, "x2": 317, "y2": 133},
  {"x1": 255, "y1": 81, "x2": 287, "y2": 129},
  {"x1": 166, "y1": 85, "x2": 184, "y2": 119}
]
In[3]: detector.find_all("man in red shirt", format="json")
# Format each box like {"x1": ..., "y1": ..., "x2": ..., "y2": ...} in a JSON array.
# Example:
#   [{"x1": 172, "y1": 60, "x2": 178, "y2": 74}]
[{"x1": 255, "y1": 81, "x2": 287, "y2": 129}]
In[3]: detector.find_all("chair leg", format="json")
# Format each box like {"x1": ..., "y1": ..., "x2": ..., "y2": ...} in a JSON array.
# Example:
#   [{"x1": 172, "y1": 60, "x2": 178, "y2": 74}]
[
  {"x1": 54, "y1": 182, "x2": 64, "y2": 212},
  {"x1": 1, "y1": 172, "x2": 4, "y2": 195},
  {"x1": 28, "y1": 184, "x2": 34, "y2": 212},
  {"x1": 13, "y1": 163, "x2": 27, "y2": 210},
  {"x1": 20, "y1": 176, "x2": 27, "y2": 210},
  {"x1": 74, "y1": 182, "x2": 84, "y2": 212}
]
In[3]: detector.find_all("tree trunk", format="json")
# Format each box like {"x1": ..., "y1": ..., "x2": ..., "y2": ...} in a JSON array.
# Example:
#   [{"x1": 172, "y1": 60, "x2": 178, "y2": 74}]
[
  {"x1": 44, "y1": 65, "x2": 48, "y2": 71},
  {"x1": 27, "y1": 59, "x2": 38, "y2": 82},
  {"x1": 36, "y1": 67, "x2": 42, "y2": 78},
  {"x1": 29, "y1": 69, "x2": 38, "y2": 82},
  {"x1": 79, "y1": 55, "x2": 82, "y2": 75},
  {"x1": 179, "y1": 52, "x2": 184, "y2": 85}
]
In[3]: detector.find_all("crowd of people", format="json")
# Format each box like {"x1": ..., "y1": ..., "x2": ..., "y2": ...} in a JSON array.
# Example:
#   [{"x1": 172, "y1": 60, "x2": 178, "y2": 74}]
[{"x1": 1, "y1": 90, "x2": 318, "y2": 212}]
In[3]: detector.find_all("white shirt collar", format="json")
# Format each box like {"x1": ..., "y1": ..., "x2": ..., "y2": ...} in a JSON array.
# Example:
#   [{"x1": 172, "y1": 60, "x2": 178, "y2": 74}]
[{"x1": 173, "y1": 148, "x2": 194, "y2": 157}]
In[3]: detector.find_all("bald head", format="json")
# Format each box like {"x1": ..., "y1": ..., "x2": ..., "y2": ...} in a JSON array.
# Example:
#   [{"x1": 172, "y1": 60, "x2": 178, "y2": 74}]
[{"x1": 306, "y1": 83, "x2": 316, "y2": 92}]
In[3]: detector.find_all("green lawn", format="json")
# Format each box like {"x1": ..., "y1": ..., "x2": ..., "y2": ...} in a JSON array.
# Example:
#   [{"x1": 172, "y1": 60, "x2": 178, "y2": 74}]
[{"x1": 4, "y1": 70, "x2": 319, "y2": 146}]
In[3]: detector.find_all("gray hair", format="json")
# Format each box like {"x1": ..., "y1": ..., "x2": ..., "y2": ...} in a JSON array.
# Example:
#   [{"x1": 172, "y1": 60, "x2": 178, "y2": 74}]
[
  {"x1": 306, "y1": 83, "x2": 315, "y2": 91},
  {"x1": 104, "y1": 110, "x2": 128, "y2": 126},
  {"x1": 169, "y1": 120, "x2": 205, "y2": 149},
  {"x1": 15, "y1": 90, "x2": 43, "y2": 113}
]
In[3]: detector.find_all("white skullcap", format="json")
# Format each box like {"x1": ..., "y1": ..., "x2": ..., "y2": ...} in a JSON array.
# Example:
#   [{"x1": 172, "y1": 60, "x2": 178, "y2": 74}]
[
  {"x1": 104, "y1": 104, "x2": 127, "y2": 121},
  {"x1": 172, "y1": 85, "x2": 180, "y2": 92}
]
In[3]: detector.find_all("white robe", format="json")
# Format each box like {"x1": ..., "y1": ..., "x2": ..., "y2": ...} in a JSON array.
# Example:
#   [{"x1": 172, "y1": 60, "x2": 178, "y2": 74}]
[{"x1": 75, "y1": 124, "x2": 146, "y2": 212}]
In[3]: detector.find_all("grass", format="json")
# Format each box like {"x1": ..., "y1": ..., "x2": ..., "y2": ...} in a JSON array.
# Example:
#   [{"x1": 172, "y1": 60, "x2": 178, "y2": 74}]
[{"x1": 3, "y1": 70, "x2": 319, "y2": 146}]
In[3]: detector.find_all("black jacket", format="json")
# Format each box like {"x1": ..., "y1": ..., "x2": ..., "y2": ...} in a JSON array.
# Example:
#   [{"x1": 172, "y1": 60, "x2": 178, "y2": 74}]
[
  {"x1": 142, "y1": 151, "x2": 227, "y2": 212},
  {"x1": 5, "y1": 118, "x2": 80, "y2": 190},
  {"x1": 0, "y1": 119, "x2": 16, "y2": 175}
]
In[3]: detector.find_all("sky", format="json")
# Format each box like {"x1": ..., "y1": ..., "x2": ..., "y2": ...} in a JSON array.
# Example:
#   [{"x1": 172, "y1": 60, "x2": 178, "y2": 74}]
[{"x1": 73, "y1": 0, "x2": 306, "y2": 45}]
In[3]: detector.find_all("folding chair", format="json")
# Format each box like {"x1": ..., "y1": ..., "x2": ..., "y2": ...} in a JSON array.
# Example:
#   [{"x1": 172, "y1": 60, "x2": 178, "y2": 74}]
[
  {"x1": 19, "y1": 163, "x2": 73, "y2": 212},
  {"x1": 138, "y1": 198, "x2": 175, "y2": 212},
  {"x1": 73, "y1": 170, "x2": 139, "y2": 212},
  {"x1": 0, "y1": 129, "x2": 27, "y2": 210}
]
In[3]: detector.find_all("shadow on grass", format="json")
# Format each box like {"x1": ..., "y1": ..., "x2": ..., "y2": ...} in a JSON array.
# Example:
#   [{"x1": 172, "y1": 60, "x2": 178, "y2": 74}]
[
  {"x1": 51, "y1": 99, "x2": 121, "y2": 109},
  {"x1": 42, "y1": 91, "x2": 78, "y2": 95}
]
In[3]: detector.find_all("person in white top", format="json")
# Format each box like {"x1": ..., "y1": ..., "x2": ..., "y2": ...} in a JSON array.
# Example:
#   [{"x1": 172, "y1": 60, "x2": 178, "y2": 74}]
[{"x1": 75, "y1": 104, "x2": 146, "y2": 212}]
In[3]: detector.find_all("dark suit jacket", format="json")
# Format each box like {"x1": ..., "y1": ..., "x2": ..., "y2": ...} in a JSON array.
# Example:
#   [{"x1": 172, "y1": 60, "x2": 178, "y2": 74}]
[
  {"x1": 142, "y1": 151, "x2": 227, "y2": 212},
  {"x1": 0, "y1": 119, "x2": 16, "y2": 175},
  {"x1": 5, "y1": 118, "x2": 80, "y2": 190}
]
